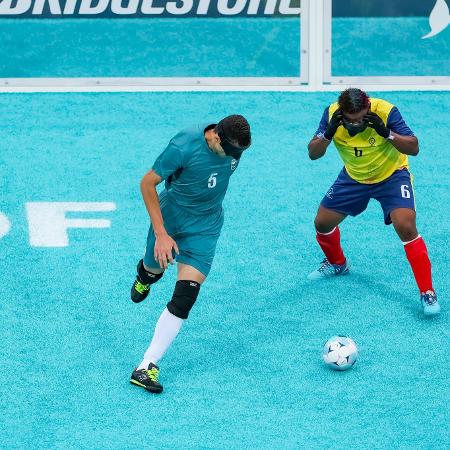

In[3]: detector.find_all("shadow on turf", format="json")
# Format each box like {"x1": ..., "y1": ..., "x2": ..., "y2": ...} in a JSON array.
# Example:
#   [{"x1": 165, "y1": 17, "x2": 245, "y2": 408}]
[
  {"x1": 348, "y1": 272, "x2": 442, "y2": 320},
  {"x1": 294, "y1": 265, "x2": 429, "y2": 318}
]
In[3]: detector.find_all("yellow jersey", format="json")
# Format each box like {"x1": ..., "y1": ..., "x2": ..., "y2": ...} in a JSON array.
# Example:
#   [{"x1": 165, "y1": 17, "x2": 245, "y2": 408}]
[{"x1": 327, "y1": 98, "x2": 410, "y2": 184}]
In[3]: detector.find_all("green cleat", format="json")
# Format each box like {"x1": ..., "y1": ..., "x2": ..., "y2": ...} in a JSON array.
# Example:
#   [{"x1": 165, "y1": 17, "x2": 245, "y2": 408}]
[
  {"x1": 130, "y1": 363, "x2": 163, "y2": 393},
  {"x1": 131, "y1": 278, "x2": 150, "y2": 303},
  {"x1": 130, "y1": 260, "x2": 163, "y2": 303}
]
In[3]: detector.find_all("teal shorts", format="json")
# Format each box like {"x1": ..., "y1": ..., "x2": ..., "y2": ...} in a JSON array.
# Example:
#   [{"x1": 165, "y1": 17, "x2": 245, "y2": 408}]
[{"x1": 144, "y1": 192, "x2": 224, "y2": 276}]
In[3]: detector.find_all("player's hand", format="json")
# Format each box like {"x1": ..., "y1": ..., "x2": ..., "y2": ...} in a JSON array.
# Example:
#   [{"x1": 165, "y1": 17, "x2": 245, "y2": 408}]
[
  {"x1": 324, "y1": 108, "x2": 343, "y2": 140},
  {"x1": 363, "y1": 111, "x2": 390, "y2": 138},
  {"x1": 154, "y1": 233, "x2": 179, "y2": 269}
]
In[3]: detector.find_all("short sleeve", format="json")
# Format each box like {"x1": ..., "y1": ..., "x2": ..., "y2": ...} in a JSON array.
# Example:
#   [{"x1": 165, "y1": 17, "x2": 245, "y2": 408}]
[
  {"x1": 387, "y1": 107, "x2": 414, "y2": 136},
  {"x1": 315, "y1": 107, "x2": 330, "y2": 136},
  {"x1": 152, "y1": 140, "x2": 184, "y2": 180}
]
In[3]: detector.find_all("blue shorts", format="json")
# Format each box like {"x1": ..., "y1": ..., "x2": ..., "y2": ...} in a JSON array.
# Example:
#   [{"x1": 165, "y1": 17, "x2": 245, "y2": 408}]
[
  {"x1": 321, "y1": 168, "x2": 415, "y2": 225},
  {"x1": 144, "y1": 192, "x2": 224, "y2": 276}
]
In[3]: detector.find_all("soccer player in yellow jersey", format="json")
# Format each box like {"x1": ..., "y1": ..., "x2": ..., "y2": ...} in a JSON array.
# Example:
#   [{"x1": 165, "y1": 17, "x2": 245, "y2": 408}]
[{"x1": 307, "y1": 88, "x2": 440, "y2": 315}]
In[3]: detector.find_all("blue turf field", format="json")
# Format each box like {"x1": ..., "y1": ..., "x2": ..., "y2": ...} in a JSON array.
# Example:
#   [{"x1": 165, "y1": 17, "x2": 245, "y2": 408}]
[{"x1": 1, "y1": 91, "x2": 449, "y2": 449}]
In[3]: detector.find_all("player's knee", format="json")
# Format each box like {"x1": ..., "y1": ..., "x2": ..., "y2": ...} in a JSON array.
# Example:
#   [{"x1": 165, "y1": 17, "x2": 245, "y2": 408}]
[
  {"x1": 314, "y1": 217, "x2": 334, "y2": 234},
  {"x1": 167, "y1": 280, "x2": 201, "y2": 319},
  {"x1": 395, "y1": 220, "x2": 418, "y2": 242},
  {"x1": 137, "y1": 259, "x2": 164, "y2": 285}
]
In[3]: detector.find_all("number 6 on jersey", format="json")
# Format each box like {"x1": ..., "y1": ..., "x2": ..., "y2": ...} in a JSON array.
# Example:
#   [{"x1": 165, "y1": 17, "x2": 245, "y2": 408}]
[{"x1": 401, "y1": 184, "x2": 411, "y2": 198}]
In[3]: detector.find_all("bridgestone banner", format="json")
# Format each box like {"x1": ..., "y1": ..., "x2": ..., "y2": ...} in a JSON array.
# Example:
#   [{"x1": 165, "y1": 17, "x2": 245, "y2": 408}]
[{"x1": 0, "y1": 0, "x2": 301, "y2": 17}]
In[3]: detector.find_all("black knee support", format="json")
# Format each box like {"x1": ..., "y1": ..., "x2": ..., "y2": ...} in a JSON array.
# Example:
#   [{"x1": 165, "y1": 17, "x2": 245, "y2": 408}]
[
  {"x1": 167, "y1": 280, "x2": 200, "y2": 319},
  {"x1": 137, "y1": 259, "x2": 163, "y2": 285}
]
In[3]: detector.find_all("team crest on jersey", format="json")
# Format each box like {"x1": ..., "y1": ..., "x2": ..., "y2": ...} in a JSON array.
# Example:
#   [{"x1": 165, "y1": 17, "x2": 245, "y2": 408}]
[
  {"x1": 369, "y1": 137, "x2": 376, "y2": 146},
  {"x1": 231, "y1": 159, "x2": 238, "y2": 170}
]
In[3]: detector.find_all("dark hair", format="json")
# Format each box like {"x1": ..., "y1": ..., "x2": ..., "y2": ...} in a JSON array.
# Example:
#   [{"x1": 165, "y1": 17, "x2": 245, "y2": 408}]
[
  {"x1": 338, "y1": 88, "x2": 370, "y2": 113},
  {"x1": 219, "y1": 114, "x2": 251, "y2": 148}
]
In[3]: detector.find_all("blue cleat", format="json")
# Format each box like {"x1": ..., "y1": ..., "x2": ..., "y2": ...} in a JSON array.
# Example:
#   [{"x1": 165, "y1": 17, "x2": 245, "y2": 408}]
[
  {"x1": 307, "y1": 258, "x2": 349, "y2": 280},
  {"x1": 420, "y1": 290, "x2": 440, "y2": 316}
]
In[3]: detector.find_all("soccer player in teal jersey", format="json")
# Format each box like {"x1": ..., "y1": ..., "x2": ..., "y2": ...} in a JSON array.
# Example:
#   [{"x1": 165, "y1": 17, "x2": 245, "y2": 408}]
[{"x1": 129, "y1": 115, "x2": 251, "y2": 393}]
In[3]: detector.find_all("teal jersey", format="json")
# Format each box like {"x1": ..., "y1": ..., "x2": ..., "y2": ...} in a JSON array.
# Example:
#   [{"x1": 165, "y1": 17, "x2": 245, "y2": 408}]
[{"x1": 152, "y1": 123, "x2": 240, "y2": 215}]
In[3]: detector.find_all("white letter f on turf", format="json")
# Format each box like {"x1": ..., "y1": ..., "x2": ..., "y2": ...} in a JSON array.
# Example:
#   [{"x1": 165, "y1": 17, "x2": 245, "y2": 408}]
[{"x1": 26, "y1": 202, "x2": 116, "y2": 247}]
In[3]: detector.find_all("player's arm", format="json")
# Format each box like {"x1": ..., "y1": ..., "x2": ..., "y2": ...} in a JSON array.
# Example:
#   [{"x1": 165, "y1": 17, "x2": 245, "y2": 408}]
[
  {"x1": 308, "y1": 135, "x2": 331, "y2": 160},
  {"x1": 308, "y1": 107, "x2": 342, "y2": 160},
  {"x1": 141, "y1": 169, "x2": 179, "y2": 269},
  {"x1": 386, "y1": 107, "x2": 419, "y2": 156},
  {"x1": 364, "y1": 107, "x2": 419, "y2": 156},
  {"x1": 388, "y1": 133, "x2": 419, "y2": 156},
  {"x1": 140, "y1": 170, "x2": 166, "y2": 236}
]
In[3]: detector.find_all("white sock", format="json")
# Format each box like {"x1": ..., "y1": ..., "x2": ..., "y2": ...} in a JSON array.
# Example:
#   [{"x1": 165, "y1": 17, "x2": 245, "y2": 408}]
[{"x1": 137, "y1": 308, "x2": 184, "y2": 370}]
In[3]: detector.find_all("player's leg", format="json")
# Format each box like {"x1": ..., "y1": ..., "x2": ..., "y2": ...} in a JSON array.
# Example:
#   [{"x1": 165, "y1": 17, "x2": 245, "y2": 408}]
[
  {"x1": 375, "y1": 169, "x2": 440, "y2": 315},
  {"x1": 130, "y1": 196, "x2": 178, "y2": 303},
  {"x1": 130, "y1": 260, "x2": 164, "y2": 304},
  {"x1": 139, "y1": 263, "x2": 204, "y2": 364},
  {"x1": 390, "y1": 208, "x2": 440, "y2": 315},
  {"x1": 150, "y1": 229, "x2": 216, "y2": 361},
  {"x1": 131, "y1": 212, "x2": 220, "y2": 393},
  {"x1": 308, "y1": 206, "x2": 349, "y2": 280},
  {"x1": 309, "y1": 169, "x2": 370, "y2": 280},
  {"x1": 315, "y1": 205, "x2": 348, "y2": 263},
  {"x1": 131, "y1": 264, "x2": 205, "y2": 393},
  {"x1": 390, "y1": 207, "x2": 418, "y2": 241},
  {"x1": 130, "y1": 225, "x2": 164, "y2": 303}
]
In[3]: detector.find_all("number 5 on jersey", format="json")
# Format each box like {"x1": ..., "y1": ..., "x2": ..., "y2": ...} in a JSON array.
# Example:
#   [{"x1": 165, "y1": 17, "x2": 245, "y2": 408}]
[{"x1": 208, "y1": 173, "x2": 218, "y2": 188}]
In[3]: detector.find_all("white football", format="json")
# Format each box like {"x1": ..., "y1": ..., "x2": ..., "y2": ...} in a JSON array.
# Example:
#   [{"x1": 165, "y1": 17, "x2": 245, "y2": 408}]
[{"x1": 322, "y1": 336, "x2": 358, "y2": 371}]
